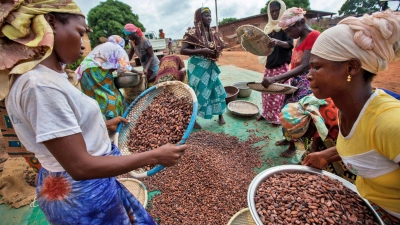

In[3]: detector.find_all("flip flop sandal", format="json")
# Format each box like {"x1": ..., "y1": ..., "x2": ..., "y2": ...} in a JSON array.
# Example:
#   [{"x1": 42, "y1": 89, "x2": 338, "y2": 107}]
[{"x1": 0, "y1": 158, "x2": 8, "y2": 164}]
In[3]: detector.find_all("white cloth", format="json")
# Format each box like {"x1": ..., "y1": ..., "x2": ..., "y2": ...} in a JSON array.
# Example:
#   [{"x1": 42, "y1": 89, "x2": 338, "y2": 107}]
[
  {"x1": 6, "y1": 64, "x2": 111, "y2": 172},
  {"x1": 311, "y1": 10, "x2": 400, "y2": 74}
]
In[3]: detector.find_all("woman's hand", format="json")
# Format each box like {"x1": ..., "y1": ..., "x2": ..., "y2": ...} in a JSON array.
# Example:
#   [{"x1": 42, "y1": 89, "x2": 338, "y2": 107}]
[
  {"x1": 262, "y1": 77, "x2": 277, "y2": 88},
  {"x1": 201, "y1": 48, "x2": 215, "y2": 56},
  {"x1": 153, "y1": 143, "x2": 187, "y2": 167},
  {"x1": 143, "y1": 68, "x2": 148, "y2": 75},
  {"x1": 267, "y1": 39, "x2": 278, "y2": 48},
  {"x1": 302, "y1": 152, "x2": 329, "y2": 169},
  {"x1": 105, "y1": 116, "x2": 129, "y2": 132}
]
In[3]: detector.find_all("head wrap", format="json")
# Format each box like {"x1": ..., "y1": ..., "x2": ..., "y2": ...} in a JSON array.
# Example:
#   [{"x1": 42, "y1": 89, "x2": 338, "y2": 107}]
[
  {"x1": 311, "y1": 10, "x2": 400, "y2": 74},
  {"x1": 263, "y1": 0, "x2": 286, "y2": 35},
  {"x1": 201, "y1": 7, "x2": 211, "y2": 14},
  {"x1": 278, "y1": 7, "x2": 306, "y2": 30},
  {"x1": 0, "y1": 0, "x2": 84, "y2": 99},
  {"x1": 280, "y1": 95, "x2": 328, "y2": 140},
  {"x1": 107, "y1": 35, "x2": 125, "y2": 49},
  {"x1": 122, "y1": 23, "x2": 143, "y2": 37},
  {"x1": 75, "y1": 42, "x2": 132, "y2": 80},
  {"x1": 182, "y1": 7, "x2": 225, "y2": 61}
]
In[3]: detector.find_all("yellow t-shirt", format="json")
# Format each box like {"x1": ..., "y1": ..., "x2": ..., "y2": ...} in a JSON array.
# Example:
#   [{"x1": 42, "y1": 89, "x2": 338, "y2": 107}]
[{"x1": 337, "y1": 89, "x2": 400, "y2": 217}]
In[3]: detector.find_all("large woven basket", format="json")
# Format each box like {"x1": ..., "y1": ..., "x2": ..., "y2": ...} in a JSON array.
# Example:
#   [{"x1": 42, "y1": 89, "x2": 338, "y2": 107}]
[
  {"x1": 118, "y1": 178, "x2": 148, "y2": 208},
  {"x1": 247, "y1": 82, "x2": 298, "y2": 94},
  {"x1": 227, "y1": 100, "x2": 259, "y2": 117},
  {"x1": 236, "y1": 25, "x2": 273, "y2": 56},
  {"x1": 227, "y1": 208, "x2": 256, "y2": 225},
  {"x1": 115, "y1": 81, "x2": 198, "y2": 178}
]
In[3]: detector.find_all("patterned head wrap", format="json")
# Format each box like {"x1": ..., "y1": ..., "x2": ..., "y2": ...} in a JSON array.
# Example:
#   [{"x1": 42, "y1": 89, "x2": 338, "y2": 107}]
[
  {"x1": 280, "y1": 95, "x2": 328, "y2": 140},
  {"x1": 201, "y1": 7, "x2": 211, "y2": 14},
  {"x1": 0, "y1": 0, "x2": 84, "y2": 99},
  {"x1": 107, "y1": 35, "x2": 125, "y2": 49},
  {"x1": 122, "y1": 23, "x2": 143, "y2": 37},
  {"x1": 311, "y1": 10, "x2": 400, "y2": 74},
  {"x1": 263, "y1": 0, "x2": 286, "y2": 35},
  {"x1": 278, "y1": 7, "x2": 306, "y2": 30},
  {"x1": 182, "y1": 7, "x2": 225, "y2": 61}
]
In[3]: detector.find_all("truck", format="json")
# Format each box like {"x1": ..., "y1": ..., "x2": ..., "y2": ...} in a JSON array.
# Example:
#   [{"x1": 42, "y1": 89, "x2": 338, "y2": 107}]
[{"x1": 132, "y1": 31, "x2": 167, "y2": 66}]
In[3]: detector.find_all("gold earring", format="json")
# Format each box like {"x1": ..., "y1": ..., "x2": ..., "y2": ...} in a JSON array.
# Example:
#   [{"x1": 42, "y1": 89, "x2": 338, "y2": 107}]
[{"x1": 347, "y1": 74, "x2": 351, "y2": 82}]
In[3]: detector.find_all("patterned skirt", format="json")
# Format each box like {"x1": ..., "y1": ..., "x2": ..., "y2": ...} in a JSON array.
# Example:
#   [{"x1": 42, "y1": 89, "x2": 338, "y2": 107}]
[
  {"x1": 187, "y1": 55, "x2": 226, "y2": 119},
  {"x1": 284, "y1": 71, "x2": 312, "y2": 105},
  {"x1": 371, "y1": 203, "x2": 400, "y2": 225},
  {"x1": 261, "y1": 64, "x2": 289, "y2": 124},
  {"x1": 36, "y1": 144, "x2": 156, "y2": 225}
]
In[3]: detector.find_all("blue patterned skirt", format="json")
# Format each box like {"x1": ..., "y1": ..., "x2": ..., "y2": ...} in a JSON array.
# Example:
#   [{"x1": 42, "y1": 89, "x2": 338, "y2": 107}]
[
  {"x1": 36, "y1": 144, "x2": 156, "y2": 225},
  {"x1": 187, "y1": 55, "x2": 226, "y2": 119}
]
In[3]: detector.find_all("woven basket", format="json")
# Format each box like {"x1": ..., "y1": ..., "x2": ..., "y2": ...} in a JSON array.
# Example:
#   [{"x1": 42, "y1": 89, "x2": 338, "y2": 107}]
[
  {"x1": 227, "y1": 100, "x2": 259, "y2": 117},
  {"x1": 118, "y1": 178, "x2": 148, "y2": 208},
  {"x1": 247, "y1": 82, "x2": 298, "y2": 94},
  {"x1": 236, "y1": 25, "x2": 273, "y2": 56},
  {"x1": 115, "y1": 81, "x2": 198, "y2": 178},
  {"x1": 227, "y1": 208, "x2": 256, "y2": 225}
]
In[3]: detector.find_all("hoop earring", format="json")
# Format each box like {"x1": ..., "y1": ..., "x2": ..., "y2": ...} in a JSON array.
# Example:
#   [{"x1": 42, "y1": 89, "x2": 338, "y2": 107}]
[{"x1": 347, "y1": 74, "x2": 351, "y2": 82}]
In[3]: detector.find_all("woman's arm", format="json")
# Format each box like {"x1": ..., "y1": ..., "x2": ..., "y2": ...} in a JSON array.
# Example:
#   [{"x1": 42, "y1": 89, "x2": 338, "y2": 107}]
[
  {"x1": 43, "y1": 133, "x2": 187, "y2": 180},
  {"x1": 128, "y1": 47, "x2": 135, "y2": 61},
  {"x1": 143, "y1": 46, "x2": 155, "y2": 74},
  {"x1": 262, "y1": 50, "x2": 311, "y2": 87},
  {"x1": 302, "y1": 146, "x2": 341, "y2": 169},
  {"x1": 180, "y1": 42, "x2": 214, "y2": 56}
]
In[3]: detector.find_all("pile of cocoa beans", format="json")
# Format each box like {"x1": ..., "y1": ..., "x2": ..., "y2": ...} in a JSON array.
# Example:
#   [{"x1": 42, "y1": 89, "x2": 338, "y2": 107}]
[
  {"x1": 142, "y1": 131, "x2": 264, "y2": 225},
  {"x1": 255, "y1": 172, "x2": 379, "y2": 225},
  {"x1": 127, "y1": 90, "x2": 192, "y2": 170}
]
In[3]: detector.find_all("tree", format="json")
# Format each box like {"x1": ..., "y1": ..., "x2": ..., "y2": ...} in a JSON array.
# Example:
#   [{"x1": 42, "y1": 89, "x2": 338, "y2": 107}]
[
  {"x1": 338, "y1": 0, "x2": 379, "y2": 16},
  {"x1": 260, "y1": 0, "x2": 310, "y2": 14},
  {"x1": 219, "y1": 18, "x2": 238, "y2": 26},
  {"x1": 87, "y1": 0, "x2": 145, "y2": 48}
]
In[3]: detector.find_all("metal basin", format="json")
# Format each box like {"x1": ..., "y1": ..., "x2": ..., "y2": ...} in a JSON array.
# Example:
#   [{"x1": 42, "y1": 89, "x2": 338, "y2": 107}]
[
  {"x1": 247, "y1": 165, "x2": 384, "y2": 225},
  {"x1": 232, "y1": 82, "x2": 252, "y2": 98},
  {"x1": 114, "y1": 72, "x2": 141, "y2": 89}
]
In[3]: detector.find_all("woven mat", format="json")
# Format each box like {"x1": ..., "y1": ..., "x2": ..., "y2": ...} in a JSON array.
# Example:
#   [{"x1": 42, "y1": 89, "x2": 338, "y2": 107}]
[
  {"x1": 236, "y1": 25, "x2": 273, "y2": 56},
  {"x1": 228, "y1": 100, "x2": 259, "y2": 117},
  {"x1": 247, "y1": 82, "x2": 297, "y2": 94}
]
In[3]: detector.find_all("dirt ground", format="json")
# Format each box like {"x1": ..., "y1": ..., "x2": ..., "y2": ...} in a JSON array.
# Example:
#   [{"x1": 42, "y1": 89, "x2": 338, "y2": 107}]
[{"x1": 180, "y1": 47, "x2": 400, "y2": 93}]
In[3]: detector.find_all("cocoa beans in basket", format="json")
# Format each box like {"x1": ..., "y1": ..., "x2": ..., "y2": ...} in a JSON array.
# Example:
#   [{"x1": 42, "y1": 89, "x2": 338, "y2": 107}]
[
  {"x1": 255, "y1": 172, "x2": 379, "y2": 225},
  {"x1": 127, "y1": 91, "x2": 192, "y2": 170}
]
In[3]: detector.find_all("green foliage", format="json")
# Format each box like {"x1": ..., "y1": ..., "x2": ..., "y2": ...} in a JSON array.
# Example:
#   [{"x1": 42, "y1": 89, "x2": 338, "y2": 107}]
[
  {"x1": 66, "y1": 56, "x2": 85, "y2": 71},
  {"x1": 87, "y1": 0, "x2": 145, "y2": 48},
  {"x1": 261, "y1": 0, "x2": 310, "y2": 14},
  {"x1": 338, "y1": 0, "x2": 379, "y2": 16},
  {"x1": 310, "y1": 24, "x2": 324, "y2": 33},
  {"x1": 219, "y1": 17, "x2": 238, "y2": 26}
]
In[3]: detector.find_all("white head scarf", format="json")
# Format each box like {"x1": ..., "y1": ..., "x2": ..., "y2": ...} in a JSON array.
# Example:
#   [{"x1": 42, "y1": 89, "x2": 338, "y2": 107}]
[
  {"x1": 311, "y1": 10, "x2": 400, "y2": 74},
  {"x1": 263, "y1": 0, "x2": 286, "y2": 35}
]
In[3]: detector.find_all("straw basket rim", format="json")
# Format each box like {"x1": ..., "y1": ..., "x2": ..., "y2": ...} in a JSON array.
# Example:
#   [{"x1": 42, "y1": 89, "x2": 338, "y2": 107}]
[
  {"x1": 236, "y1": 25, "x2": 273, "y2": 56},
  {"x1": 118, "y1": 178, "x2": 148, "y2": 208},
  {"x1": 227, "y1": 208, "x2": 256, "y2": 225},
  {"x1": 247, "y1": 82, "x2": 298, "y2": 94},
  {"x1": 114, "y1": 81, "x2": 198, "y2": 178},
  {"x1": 228, "y1": 100, "x2": 259, "y2": 117}
]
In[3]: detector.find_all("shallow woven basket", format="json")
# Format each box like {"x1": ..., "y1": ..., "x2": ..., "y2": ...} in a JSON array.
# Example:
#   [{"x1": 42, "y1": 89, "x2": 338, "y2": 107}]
[
  {"x1": 228, "y1": 100, "x2": 259, "y2": 117},
  {"x1": 118, "y1": 178, "x2": 148, "y2": 208},
  {"x1": 227, "y1": 208, "x2": 256, "y2": 225},
  {"x1": 115, "y1": 81, "x2": 198, "y2": 178},
  {"x1": 247, "y1": 82, "x2": 298, "y2": 94},
  {"x1": 236, "y1": 25, "x2": 273, "y2": 56}
]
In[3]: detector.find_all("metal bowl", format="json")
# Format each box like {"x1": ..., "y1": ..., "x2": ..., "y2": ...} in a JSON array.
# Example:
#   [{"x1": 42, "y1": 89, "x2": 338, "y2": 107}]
[
  {"x1": 232, "y1": 82, "x2": 252, "y2": 98},
  {"x1": 247, "y1": 165, "x2": 384, "y2": 225},
  {"x1": 114, "y1": 72, "x2": 141, "y2": 89}
]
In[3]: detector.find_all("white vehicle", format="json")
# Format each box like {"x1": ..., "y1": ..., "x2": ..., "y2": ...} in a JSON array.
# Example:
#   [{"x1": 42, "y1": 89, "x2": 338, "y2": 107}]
[{"x1": 133, "y1": 31, "x2": 167, "y2": 66}]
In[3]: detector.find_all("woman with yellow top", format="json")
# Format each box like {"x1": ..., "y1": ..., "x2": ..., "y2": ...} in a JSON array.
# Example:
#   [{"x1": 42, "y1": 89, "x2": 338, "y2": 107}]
[{"x1": 303, "y1": 10, "x2": 400, "y2": 224}]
